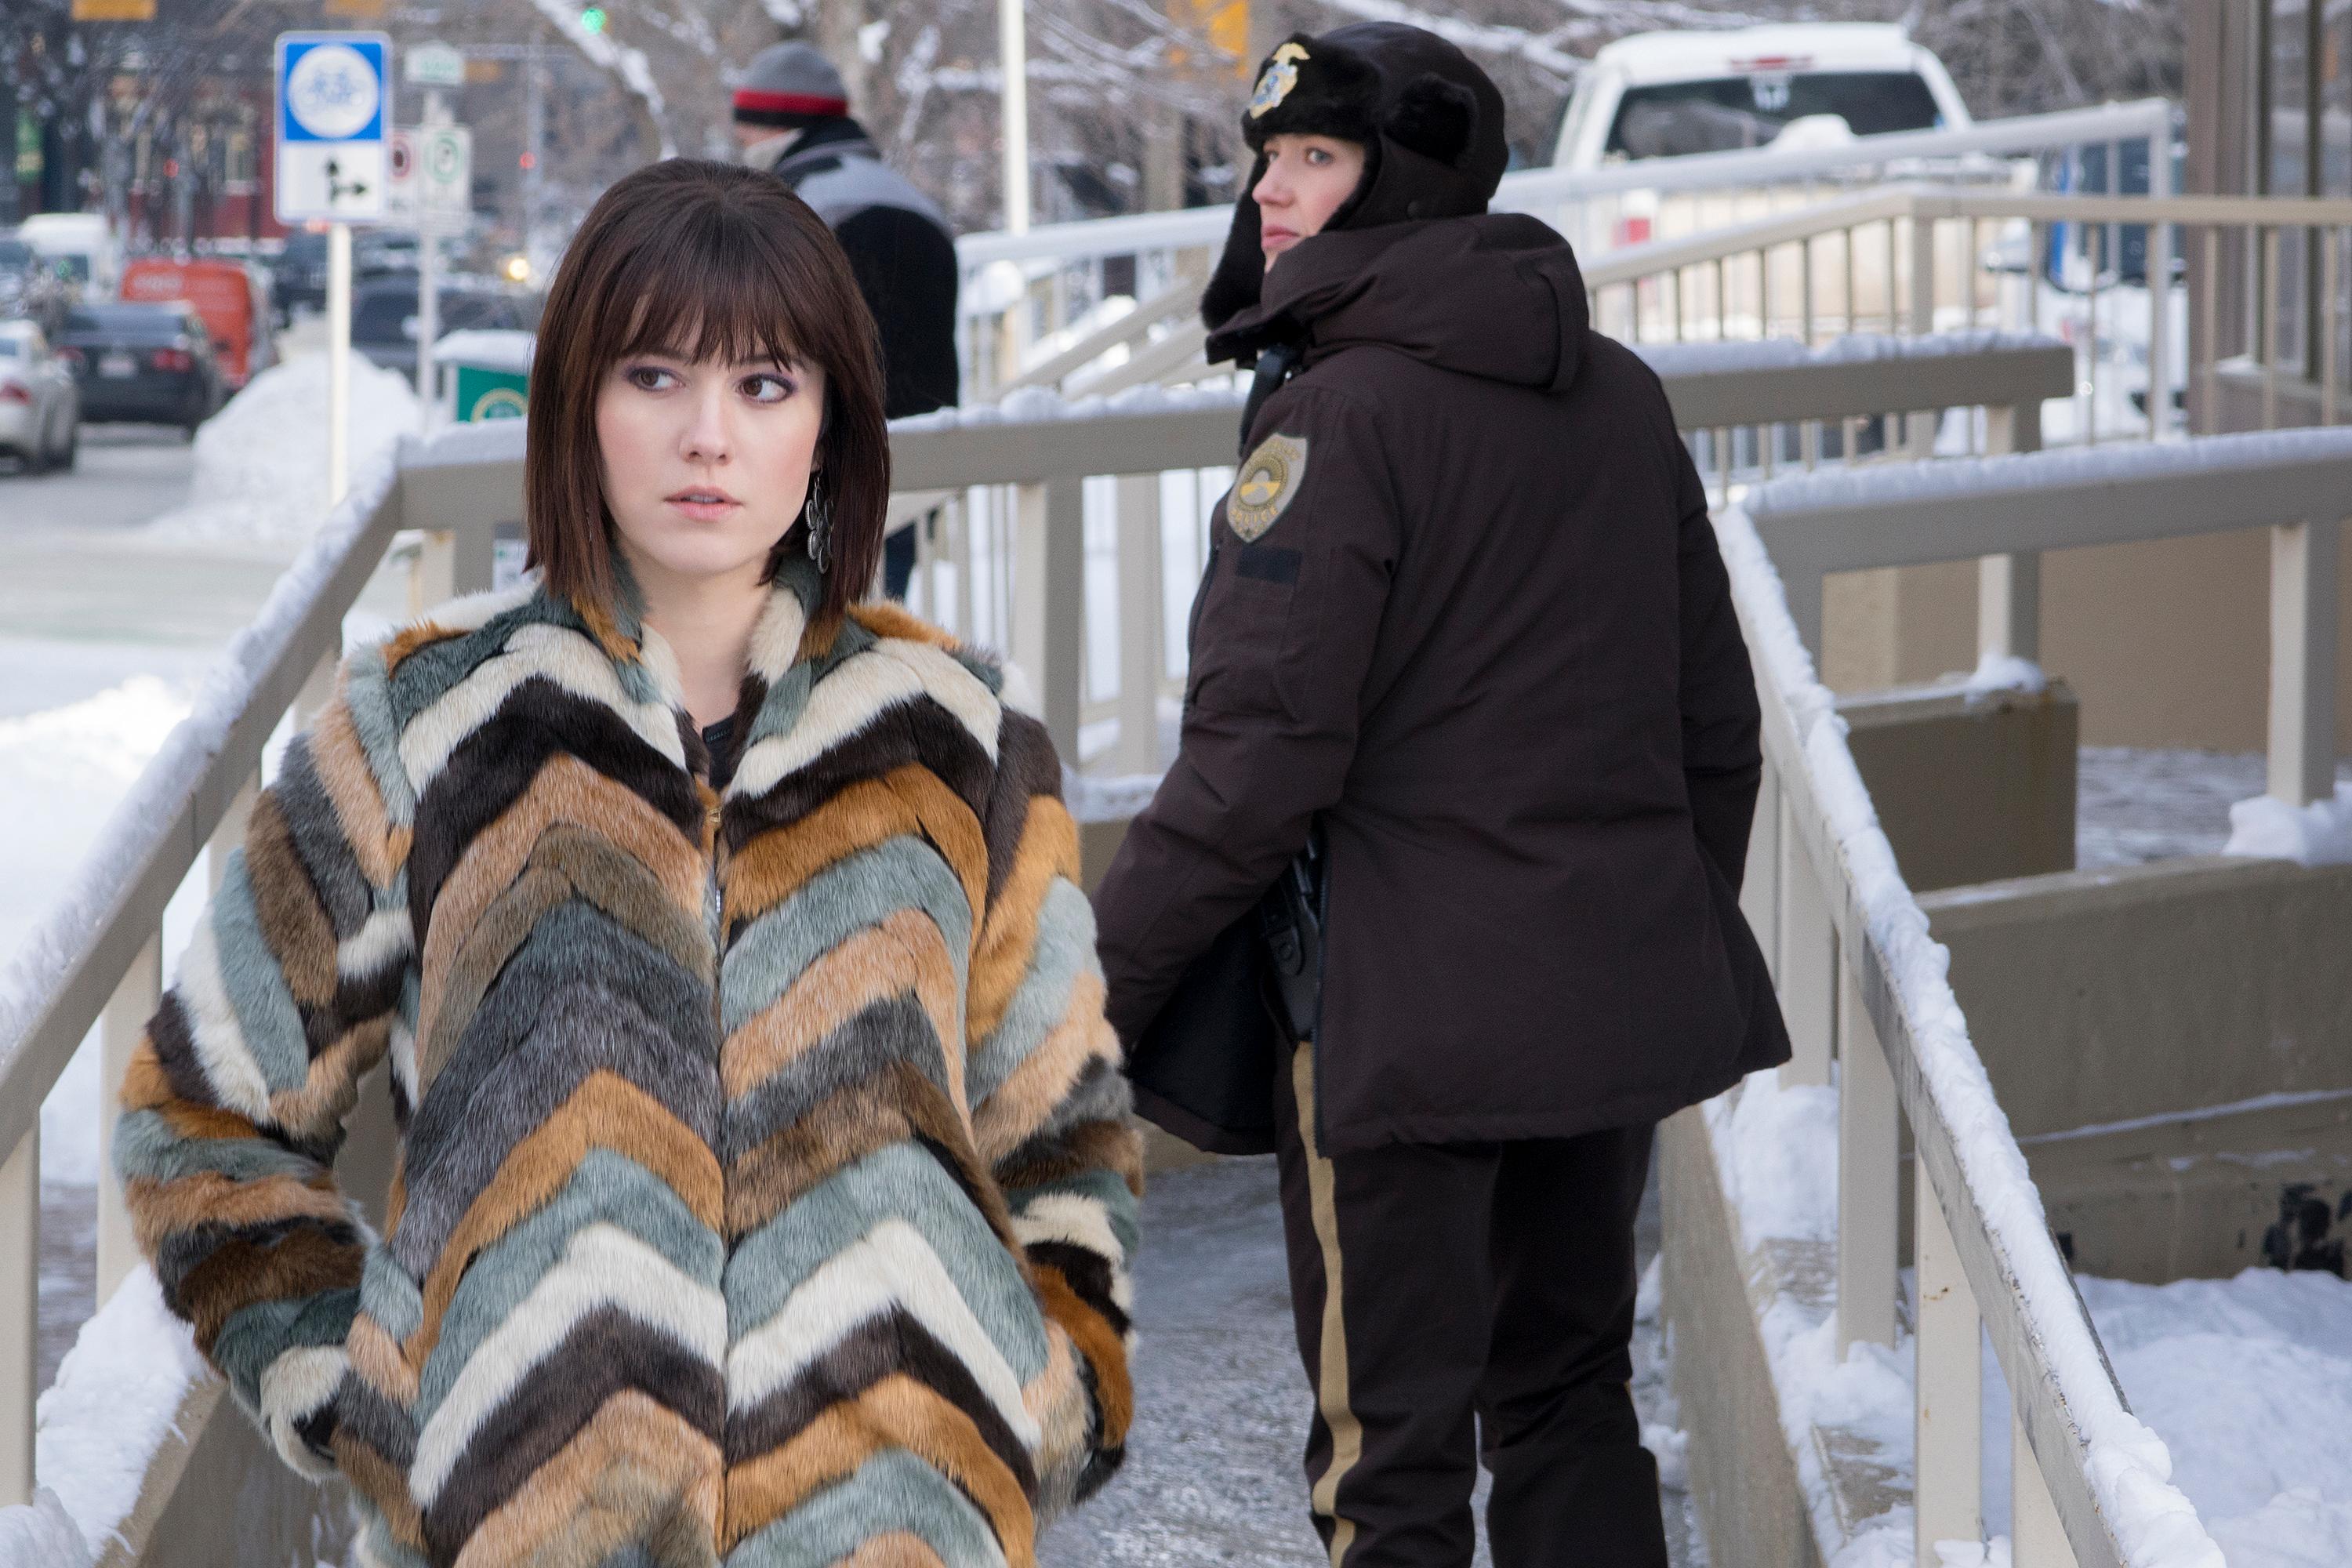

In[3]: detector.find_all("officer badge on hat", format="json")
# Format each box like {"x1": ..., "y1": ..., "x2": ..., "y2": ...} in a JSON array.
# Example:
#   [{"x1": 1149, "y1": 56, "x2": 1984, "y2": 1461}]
[
  {"x1": 1229, "y1": 433, "x2": 1308, "y2": 540},
  {"x1": 1249, "y1": 41, "x2": 1311, "y2": 120}
]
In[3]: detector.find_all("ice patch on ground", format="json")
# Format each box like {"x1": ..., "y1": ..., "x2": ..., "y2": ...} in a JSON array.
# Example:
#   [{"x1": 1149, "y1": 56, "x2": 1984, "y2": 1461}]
[
  {"x1": 2224, "y1": 786, "x2": 2352, "y2": 866},
  {"x1": 143, "y1": 352, "x2": 419, "y2": 547}
]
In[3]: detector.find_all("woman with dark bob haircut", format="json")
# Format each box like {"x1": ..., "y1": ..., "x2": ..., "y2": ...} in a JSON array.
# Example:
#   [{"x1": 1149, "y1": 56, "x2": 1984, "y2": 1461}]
[{"x1": 113, "y1": 157, "x2": 1141, "y2": 1568}]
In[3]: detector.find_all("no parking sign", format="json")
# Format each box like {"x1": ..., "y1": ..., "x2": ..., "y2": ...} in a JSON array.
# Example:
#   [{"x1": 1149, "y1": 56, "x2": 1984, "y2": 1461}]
[{"x1": 275, "y1": 33, "x2": 390, "y2": 223}]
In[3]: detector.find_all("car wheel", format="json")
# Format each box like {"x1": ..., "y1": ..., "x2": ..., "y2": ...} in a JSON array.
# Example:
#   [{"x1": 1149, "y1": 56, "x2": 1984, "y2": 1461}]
[
  {"x1": 56, "y1": 419, "x2": 78, "y2": 471},
  {"x1": 20, "y1": 428, "x2": 46, "y2": 477}
]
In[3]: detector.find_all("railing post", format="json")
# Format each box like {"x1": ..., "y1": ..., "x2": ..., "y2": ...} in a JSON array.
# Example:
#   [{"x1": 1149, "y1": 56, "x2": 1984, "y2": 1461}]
[
  {"x1": 96, "y1": 931, "x2": 162, "y2": 1305},
  {"x1": 1777, "y1": 809, "x2": 1835, "y2": 1087},
  {"x1": 210, "y1": 771, "x2": 260, "y2": 896},
  {"x1": 2267, "y1": 516, "x2": 2342, "y2": 808},
  {"x1": 2014, "y1": 1407, "x2": 2082, "y2": 1568},
  {"x1": 1741, "y1": 767, "x2": 1781, "y2": 983},
  {"x1": 0, "y1": 1127, "x2": 35, "y2": 1507},
  {"x1": 1114, "y1": 473, "x2": 1164, "y2": 773},
  {"x1": 1908, "y1": 209, "x2": 1936, "y2": 336},
  {"x1": 1915, "y1": 1156, "x2": 1984, "y2": 1562},
  {"x1": 1012, "y1": 475, "x2": 1086, "y2": 761},
  {"x1": 296, "y1": 648, "x2": 339, "y2": 729},
  {"x1": 1979, "y1": 400, "x2": 2045, "y2": 663},
  {"x1": 411, "y1": 530, "x2": 457, "y2": 615},
  {"x1": 1836, "y1": 960, "x2": 1899, "y2": 1353}
]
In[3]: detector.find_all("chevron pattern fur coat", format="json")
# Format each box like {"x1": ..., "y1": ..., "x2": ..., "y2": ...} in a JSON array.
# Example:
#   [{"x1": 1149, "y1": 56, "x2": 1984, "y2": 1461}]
[{"x1": 113, "y1": 557, "x2": 1141, "y2": 1568}]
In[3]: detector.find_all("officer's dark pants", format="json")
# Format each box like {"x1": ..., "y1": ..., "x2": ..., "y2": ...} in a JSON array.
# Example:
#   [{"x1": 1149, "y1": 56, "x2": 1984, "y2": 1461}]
[{"x1": 1272, "y1": 1041, "x2": 1668, "y2": 1568}]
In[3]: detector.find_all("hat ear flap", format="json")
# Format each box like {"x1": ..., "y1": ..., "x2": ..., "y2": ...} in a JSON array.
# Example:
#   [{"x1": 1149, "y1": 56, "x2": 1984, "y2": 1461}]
[
  {"x1": 1201, "y1": 156, "x2": 1268, "y2": 338},
  {"x1": 1386, "y1": 72, "x2": 1477, "y2": 167}
]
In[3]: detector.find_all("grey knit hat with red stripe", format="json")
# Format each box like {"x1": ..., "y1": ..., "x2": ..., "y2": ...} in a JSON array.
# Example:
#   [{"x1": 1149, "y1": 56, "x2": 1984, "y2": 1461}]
[{"x1": 734, "y1": 42, "x2": 851, "y2": 128}]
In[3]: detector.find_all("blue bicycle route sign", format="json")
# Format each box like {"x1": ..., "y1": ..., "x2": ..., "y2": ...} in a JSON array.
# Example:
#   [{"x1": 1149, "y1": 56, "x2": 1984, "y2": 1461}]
[{"x1": 275, "y1": 33, "x2": 390, "y2": 223}]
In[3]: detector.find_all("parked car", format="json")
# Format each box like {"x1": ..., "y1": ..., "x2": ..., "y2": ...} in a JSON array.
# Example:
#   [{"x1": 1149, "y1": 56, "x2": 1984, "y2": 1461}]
[
  {"x1": 273, "y1": 229, "x2": 331, "y2": 322},
  {"x1": 350, "y1": 274, "x2": 531, "y2": 383},
  {"x1": 57, "y1": 301, "x2": 225, "y2": 434},
  {"x1": 0, "y1": 318, "x2": 82, "y2": 472},
  {"x1": 120, "y1": 257, "x2": 276, "y2": 388}
]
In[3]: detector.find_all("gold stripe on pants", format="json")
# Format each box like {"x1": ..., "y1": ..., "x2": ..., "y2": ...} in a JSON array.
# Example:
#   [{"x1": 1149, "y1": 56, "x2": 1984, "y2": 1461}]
[{"x1": 1294, "y1": 1040, "x2": 1365, "y2": 1567}]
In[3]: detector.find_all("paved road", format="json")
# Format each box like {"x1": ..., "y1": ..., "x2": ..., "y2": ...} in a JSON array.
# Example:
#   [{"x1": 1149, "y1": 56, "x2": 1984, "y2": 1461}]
[{"x1": 0, "y1": 422, "x2": 198, "y2": 532}]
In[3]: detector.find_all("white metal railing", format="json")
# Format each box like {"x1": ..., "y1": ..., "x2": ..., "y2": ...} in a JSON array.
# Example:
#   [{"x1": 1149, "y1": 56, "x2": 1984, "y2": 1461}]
[
  {"x1": 956, "y1": 100, "x2": 2171, "y2": 400},
  {"x1": 1724, "y1": 427, "x2": 2352, "y2": 1567},
  {"x1": 0, "y1": 329, "x2": 2072, "y2": 1552}
]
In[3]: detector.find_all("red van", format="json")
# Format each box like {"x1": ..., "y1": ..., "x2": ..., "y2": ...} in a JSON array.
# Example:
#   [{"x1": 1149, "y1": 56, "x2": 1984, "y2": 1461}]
[{"x1": 119, "y1": 259, "x2": 276, "y2": 388}]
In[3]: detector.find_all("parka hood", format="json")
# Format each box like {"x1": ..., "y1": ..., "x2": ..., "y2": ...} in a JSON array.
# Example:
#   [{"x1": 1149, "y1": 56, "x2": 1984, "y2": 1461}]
[
  {"x1": 1207, "y1": 212, "x2": 1590, "y2": 395},
  {"x1": 1201, "y1": 23, "x2": 1509, "y2": 339}
]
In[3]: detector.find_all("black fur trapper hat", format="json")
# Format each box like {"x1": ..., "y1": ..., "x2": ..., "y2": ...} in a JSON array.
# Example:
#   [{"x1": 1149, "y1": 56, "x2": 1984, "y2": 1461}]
[{"x1": 1200, "y1": 22, "x2": 1509, "y2": 344}]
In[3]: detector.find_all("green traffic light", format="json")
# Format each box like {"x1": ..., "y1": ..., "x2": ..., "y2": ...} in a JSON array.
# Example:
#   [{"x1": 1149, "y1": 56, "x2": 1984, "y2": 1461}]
[{"x1": 579, "y1": 6, "x2": 607, "y2": 31}]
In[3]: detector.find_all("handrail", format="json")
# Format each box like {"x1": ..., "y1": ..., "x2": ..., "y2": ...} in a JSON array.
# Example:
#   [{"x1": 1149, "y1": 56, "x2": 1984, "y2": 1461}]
[
  {"x1": 954, "y1": 99, "x2": 2173, "y2": 268},
  {"x1": 1718, "y1": 428, "x2": 2352, "y2": 1566},
  {"x1": 1718, "y1": 499, "x2": 2222, "y2": 1567}
]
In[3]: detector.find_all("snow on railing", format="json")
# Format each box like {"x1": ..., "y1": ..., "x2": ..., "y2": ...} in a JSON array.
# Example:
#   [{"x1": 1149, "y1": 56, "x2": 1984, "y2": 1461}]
[
  {"x1": 1718, "y1": 493, "x2": 2224, "y2": 1568},
  {"x1": 1713, "y1": 423, "x2": 2352, "y2": 1566}
]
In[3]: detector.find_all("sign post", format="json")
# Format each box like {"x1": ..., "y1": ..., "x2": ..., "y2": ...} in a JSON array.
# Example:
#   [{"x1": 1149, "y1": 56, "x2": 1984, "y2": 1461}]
[
  {"x1": 274, "y1": 31, "x2": 390, "y2": 504},
  {"x1": 403, "y1": 45, "x2": 467, "y2": 410}
]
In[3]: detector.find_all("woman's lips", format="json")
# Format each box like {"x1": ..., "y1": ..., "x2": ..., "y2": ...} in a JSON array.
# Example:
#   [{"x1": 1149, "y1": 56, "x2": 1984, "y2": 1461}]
[
  {"x1": 666, "y1": 489, "x2": 740, "y2": 522},
  {"x1": 1261, "y1": 226, "x2": 1299, "y2": 251}
]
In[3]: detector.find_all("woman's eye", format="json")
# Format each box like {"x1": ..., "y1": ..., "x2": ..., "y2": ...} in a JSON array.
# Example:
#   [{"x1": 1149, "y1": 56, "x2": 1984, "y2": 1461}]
[
  {"x1": 1306, "y1": 147, "x2": 1328, "y2": 165},
  {"x1": 743, "y1": 373, "x2": 795, "y2": 403},
  {"x1": 626, "y1": 365, "x2": 678, "y2": 391}
]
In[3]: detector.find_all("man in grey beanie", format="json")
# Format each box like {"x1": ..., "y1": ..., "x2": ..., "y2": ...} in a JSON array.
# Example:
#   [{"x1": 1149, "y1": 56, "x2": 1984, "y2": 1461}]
[{"x1": 733, "y1": 41, "x2": 960, "y2": 595}]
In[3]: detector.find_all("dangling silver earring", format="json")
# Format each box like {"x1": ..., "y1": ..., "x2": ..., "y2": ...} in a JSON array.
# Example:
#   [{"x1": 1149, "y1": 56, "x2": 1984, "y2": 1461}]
[{"x1": 804, "y1": 470, "x2": 833, "y2": 573}]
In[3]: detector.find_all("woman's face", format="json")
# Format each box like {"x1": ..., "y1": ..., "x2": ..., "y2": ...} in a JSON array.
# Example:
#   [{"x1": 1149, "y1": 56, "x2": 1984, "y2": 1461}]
[
  {"x1": 1256, "y1": 133, "x2": 1367, "y2": 269},
  {"x1": 595, "y1": 343, "x2": 828, "y2": 588}
]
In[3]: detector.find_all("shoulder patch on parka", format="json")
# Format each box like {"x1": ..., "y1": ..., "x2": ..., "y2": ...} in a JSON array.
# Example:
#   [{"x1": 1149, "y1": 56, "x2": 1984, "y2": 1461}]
[{"x1": 1229, "y1": 433, "x2": 1309, "y2": 541}]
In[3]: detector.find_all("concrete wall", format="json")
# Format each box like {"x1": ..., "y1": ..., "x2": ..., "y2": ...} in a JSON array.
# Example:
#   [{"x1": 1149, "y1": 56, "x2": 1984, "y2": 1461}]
[
  {"x1": 1660, "y1": 1108, "x2": 1821, "y2": 1568},
  {"x1": 1922, "y1": 855, "x2": 2352, "y2": 1281},
  {"x1": 1820, "y1": 530, "x2": 2352, "y2": 755},
  {"x1": 1839, "y1": 681, "x2": 2078, "y2": 892}
]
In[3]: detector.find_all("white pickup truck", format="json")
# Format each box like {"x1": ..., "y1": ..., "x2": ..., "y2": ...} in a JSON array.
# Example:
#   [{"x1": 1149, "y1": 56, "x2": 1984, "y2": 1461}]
[{"x1": 1551, "y1": 24, "x2": 1972, "y2": 174}]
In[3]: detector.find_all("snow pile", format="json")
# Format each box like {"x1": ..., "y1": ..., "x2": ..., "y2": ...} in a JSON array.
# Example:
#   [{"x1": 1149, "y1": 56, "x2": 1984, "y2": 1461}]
[
  {"x1": 0, "y1": 441, "x2": 401, "y2": 1054},
  {"x1": 2078, "y1": 1269, "x2": 2352, "y2": 1565},
  {"x1": 0, "y1": 676, "x2": 196, "y2": 1185},
  {"x1": 1962, "y1": 653, "x2": 2049, "y2": 702},
  {"x1": 33, "y1": 1267, "x2": 212, "y2": 1558},
  {"x1": 1714, "y1": 497, "x2": 2224, "y2": 1566},
  {"x1": 0, "y1": 1490, "x2": 89, "y2": 1567},
  {"x1": 2223, "y1": 786, "x2": 2352, "y2": 867},
  {"x1": 143, "y1": 352, "x2": 420, "y2": 548},
  {"x1": 432, "y1": 328, "x2": 534, "y2": 376},
  {"x1": 400, "y1": 416, "x2": 526, "y2": 470}
]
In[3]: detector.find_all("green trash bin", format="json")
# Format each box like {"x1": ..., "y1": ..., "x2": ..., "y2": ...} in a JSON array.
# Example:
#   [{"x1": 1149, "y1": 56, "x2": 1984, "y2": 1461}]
[{"x1": 433, "y1": 328, "x2": 535, "y2": 423}]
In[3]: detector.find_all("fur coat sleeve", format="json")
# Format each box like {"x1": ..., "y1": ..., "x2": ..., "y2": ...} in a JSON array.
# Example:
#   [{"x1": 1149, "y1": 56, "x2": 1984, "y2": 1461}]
[{"x1": 111, "y1": 645, "x2": 415, "y2": 1480}]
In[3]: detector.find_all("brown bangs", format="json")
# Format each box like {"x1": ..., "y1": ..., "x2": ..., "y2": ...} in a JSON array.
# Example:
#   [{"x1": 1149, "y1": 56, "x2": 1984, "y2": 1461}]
[{"x1": 524, "y1": 158, "x2": 891, "y2": 630}]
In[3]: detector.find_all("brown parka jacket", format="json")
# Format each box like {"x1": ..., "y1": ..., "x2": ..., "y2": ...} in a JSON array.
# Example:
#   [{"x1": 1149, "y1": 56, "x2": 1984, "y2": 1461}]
[{"x1": 1092, "y1": 212, "x2": 1790, "y2": 1155}]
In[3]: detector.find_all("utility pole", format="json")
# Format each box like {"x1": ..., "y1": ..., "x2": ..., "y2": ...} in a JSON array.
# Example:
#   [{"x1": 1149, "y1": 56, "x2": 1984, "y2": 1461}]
[{"x1": 999, "y1": 0, "x2": 1028, "y2": 234}]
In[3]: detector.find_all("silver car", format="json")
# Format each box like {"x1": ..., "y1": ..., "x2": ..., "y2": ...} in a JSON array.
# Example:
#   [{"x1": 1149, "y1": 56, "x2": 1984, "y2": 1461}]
[{"x1": 0, "y1": 318, "x2": 80, "y2": 472}]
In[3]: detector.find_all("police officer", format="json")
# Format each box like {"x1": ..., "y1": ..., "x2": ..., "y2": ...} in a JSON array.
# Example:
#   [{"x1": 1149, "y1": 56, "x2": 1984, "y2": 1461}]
[
  {"x1": 733, "y1": 41, "x2": 959, "y2": 595},
  {"x1": 1091, "y1": 23, "x2": 1789, "y2": 1566}
]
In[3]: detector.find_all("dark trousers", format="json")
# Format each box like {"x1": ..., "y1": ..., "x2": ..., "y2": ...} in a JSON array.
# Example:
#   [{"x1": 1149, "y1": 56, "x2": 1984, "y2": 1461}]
[{"x1": 1272, "y1": 1042, "x2": 1668, "y2": 1567}]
